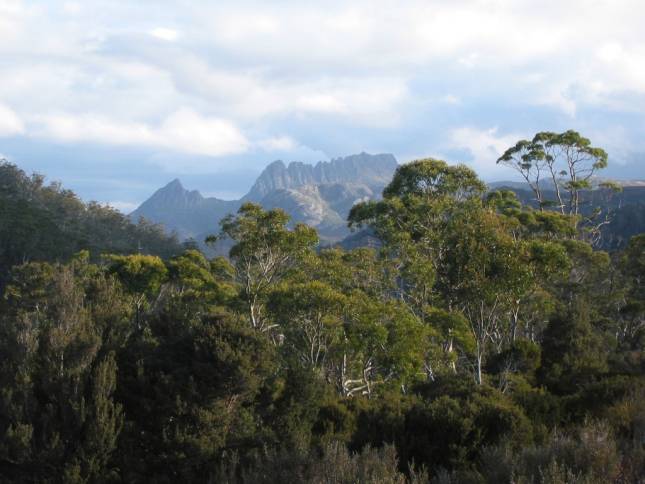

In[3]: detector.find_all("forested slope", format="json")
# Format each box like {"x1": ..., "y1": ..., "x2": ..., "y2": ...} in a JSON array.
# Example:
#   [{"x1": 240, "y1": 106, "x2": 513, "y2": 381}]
[
  {"x1": 0, "y1": 156, "x2": 643, "y2": 483},
  {"x1": 0, "y1": 161, "x2": 184, "y2": 284}
]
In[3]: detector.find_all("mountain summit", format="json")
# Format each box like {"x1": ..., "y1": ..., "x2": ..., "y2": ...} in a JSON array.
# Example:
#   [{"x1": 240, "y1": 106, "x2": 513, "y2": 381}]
[
  {"x1": 245, "y1": 153, "x2": 398, "y2": 201},
  {"x1": 131, "y1": 152, "x2": 398, "y2": 244},
  {"x1": 130, "y1": 179, "x2": 240, "y2": 240},
  {"x1": 142, "y1": 179, "x2": 205, "y2": 209}
]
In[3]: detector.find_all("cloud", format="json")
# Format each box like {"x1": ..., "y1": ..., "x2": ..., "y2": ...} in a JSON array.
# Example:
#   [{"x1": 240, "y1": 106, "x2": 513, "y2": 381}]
[
  {"x1": 0, "y1": 103, "x2": 25, "y2": 136},
  {"x1": 0, "y1": 0, "x2": 643, "y2": 200},
  {"x1": 63, "y1": 2, "x2": 81, "y2": 15},
  {"x1": 258, "y1": 136, "x2": 297, "y2": 151},
  {"x1": 149, "y1": 28, "x2": 179, "y2": 42},
  {"x1": 448, "y1": 127, "x2": 525, "y2": 178},
  {"x1": 32, "y1": 108, "x2": 249, "y2": 157}
]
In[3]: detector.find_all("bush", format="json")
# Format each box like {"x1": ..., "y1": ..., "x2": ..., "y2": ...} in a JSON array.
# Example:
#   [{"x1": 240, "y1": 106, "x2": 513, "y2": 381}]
[
  {"x1": 218, "y1": 441, "x2": 428, "y2": 484},
  {"x1": 398, "y1": 380, "x2": 532, "y2": 472},
  {"x1": 479, "y1": 421, "x2": 621, "y2": 484}
]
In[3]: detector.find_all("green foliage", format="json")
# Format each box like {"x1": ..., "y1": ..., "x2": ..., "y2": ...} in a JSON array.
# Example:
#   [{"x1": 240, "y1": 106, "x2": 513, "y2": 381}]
[
  {"x1": 382, "y1": 158, "x2": 486, "y2": 201},
  {"x1": 538, "y1": 302, "x2": 608, "y2": 395},
  {"x1": 0, "y1": 259, "x2": 125, "y2": 483},
  {"x1": 106, "y1": 254, "x2": 168, "y2": 296},
  {"x1": 0, "y1": 158, "x2": 644, "y2": 482},
  {"x1": 497, "y1": 130, "x2": 608, "y2": 218},
  {"x1": 399, "y1": 378, "x2": 533, "y2": 472},
  {"x1": 212, "y1": 202, "x2": 318, "y2": 331},
  {"x1": 0, "y1": 161, "x2": 183, "y2": 287}
]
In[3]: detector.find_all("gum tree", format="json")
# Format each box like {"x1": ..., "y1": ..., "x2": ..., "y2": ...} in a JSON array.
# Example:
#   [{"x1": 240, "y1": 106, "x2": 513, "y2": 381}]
[
  {"x1": 209, "y1": 203, "x2": 318, "y2": 332},
  {"x1": 497, "y1": 130, "x2": 609, "y2": 217}
]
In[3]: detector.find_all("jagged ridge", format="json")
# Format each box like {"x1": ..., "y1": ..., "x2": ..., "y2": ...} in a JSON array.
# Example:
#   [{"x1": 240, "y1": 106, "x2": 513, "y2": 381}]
[{"x1": 130, "y1": 152, "x2": 399, "y2": 244}]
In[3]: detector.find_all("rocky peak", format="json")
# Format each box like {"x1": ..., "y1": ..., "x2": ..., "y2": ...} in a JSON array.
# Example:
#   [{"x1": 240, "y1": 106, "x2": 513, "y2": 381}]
[
  {"x1": 245, "y1": 152, "x2": 397, "y2": 201},
  {"x1": 135, "y1": 178, "x2": 205, "y2": 212}
]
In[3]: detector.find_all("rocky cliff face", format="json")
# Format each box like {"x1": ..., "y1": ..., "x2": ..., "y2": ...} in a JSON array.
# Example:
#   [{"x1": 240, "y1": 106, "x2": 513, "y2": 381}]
[
  {"x1": 257, "y1": 182, "x2": 376, "y2": 242},
  {"x1": 245, "y1": 152, "x2": 397, "y2": 201},
  {"x1": 130, "y1": 153, "x2": 398, "y2": 244}
]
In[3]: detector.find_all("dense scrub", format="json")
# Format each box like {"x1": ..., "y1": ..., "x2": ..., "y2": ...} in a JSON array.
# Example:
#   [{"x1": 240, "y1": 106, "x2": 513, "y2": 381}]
[{"x1": 0, "y1": 158, "x2": 643, "y2": 483}]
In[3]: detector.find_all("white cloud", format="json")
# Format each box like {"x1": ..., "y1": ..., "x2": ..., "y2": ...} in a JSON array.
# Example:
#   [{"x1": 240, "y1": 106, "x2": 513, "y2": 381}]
[
  {"x1": 63, "y1": 2, "x2": 81, "y2": 15},
  {"x1": 0, "y1": 0, "x2": 644, "y2": 181},
  {"x1": 160, "y1": 109, "x2": 249, "y2": 156},
  {"x1": 296, "y1": 94, "x2": 347, "y2": 114},
  {"x1": 158, "y1": 54, "x2": 408, "y2": 123},
  {"x1": 593, "y1": 42, "x2": 645, "y2": 95},
  {"x1": 448, "y1": 127, "x2": 525, "y2": 178},
  {"x1": 32, "y1": 108, "x2": 249, "y2": 157},
  {"x1": 0, "y1": 103, "x2": 25, "y2": 136},
  {"x1": 0, "y1": 0, "x2": 30, "y2": 45},
  {"x1": 3, "y1": 0, "x2": 643, "y2": 124},
  {"x1": 258, "y1": 136, "x2": 297, "y2": 152},
  {"x1": 149, "y1": 27, "x2": 179, "y2": 42}
]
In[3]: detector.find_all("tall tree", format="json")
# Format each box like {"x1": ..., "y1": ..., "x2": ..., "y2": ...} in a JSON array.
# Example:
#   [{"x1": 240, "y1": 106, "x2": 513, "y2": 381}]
[
  {"x1": 349, "y1": 159, "x2": 528, "y2": 384},
  {"x1": 210, "y1": 203, "x2": 318, "y2": 332},
  {"x1": 497, "y1": 130, "x2": 609, "y2": 217}
]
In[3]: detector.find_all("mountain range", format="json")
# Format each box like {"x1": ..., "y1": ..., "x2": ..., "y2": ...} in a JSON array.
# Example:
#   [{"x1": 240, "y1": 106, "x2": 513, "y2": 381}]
[
  {"x1": 130, "y1": 152, "x2": 645, "y2": 251},
  {"x1": 130, "y1": 152, "x2": 398, "y2": 245}
]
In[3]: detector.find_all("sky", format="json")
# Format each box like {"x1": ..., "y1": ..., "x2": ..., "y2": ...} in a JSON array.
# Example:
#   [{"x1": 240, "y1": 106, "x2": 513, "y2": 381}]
[{"x1": 1, "y1": 0, "x2": 645, "y2": 212}]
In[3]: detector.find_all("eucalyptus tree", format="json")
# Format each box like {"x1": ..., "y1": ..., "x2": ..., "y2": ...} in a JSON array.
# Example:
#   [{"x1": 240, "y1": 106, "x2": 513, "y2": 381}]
[
  {"x1": 615, "y1": 234, "x2": 645, "y2": 350},
  {"x1": 209, "y1": 203, "x2": 318, "y2": 332},
  {"x1": 268, "y1": 281, "x2": 346, "y2": 372},
  {"x1": 436, "y1": 205, "x2": 533, "y2": 383},
  {"x1": 337, "y1": 294, "x2": 426, "y2": 397},
  {"x1": 497, "y1": 130, "x2": 609, "y2": 218},
  {"x1": 349, "y1": 159, "x2": 486, "y2": 322},
  {"x1": 350, "y1": 159, "x2": 531, "y2": 384}
]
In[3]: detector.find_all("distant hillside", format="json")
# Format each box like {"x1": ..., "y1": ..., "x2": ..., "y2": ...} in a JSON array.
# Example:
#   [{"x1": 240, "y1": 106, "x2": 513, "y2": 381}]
[
  {"x1": 0, "y1": 161, "x2": 184, "y2": 283},
  {"x1": 131, "y1": 152, "x2": 398, "y2": 244},
  {"x1": 490, "y1": 183, "x2": 645, "y2": 250}
]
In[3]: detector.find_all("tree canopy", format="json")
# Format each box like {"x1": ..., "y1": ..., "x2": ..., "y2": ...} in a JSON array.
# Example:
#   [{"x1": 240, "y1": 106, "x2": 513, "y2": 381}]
[{"x1": 0, "y1": 156, "x2": 643, "y2": 483}]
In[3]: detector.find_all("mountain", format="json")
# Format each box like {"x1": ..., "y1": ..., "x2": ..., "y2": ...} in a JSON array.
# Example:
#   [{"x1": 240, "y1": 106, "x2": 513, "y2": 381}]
[
  {"x1": 245, "y1": 152, "x2": 398, "y2": 201},
  {"x1": 130, "y1": 153, "x2": 398, "y2": 244},
  {"x1": 133, "y1": 154, "x2": 645, "y2": 252},
  {"x1": 130, "y1": 179, "x2": 241, "y2": 240}
]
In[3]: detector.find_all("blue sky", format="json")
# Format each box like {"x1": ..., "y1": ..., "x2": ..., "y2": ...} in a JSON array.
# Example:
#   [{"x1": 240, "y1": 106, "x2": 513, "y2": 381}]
[{"x1": 1, "y1": 0, "x2": 644, "y2": 211}]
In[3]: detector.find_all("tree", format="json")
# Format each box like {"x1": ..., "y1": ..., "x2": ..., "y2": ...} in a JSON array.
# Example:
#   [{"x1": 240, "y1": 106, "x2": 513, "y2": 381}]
[
  {"x1": 115, "y1": 310, "x2": 277, "y2": 482},
  {"x1": 164, "y1": 250, "x2": 237, "y2": 321},
  {"x1": 210, "y1": 203, "x2": 318, "y2": 332},
  {"x1": 337, "y1": 295, "x2": 426, "y2": 397},
  {"x1": 437, "y1": 207, "x2": 532, "y2": 384},
  {"x1": 106, "y1": 254, "x2": 168, "y2": 329},
  {"x1": 351, "y1": 159, "x2": 532, "y2": 384},
  {"x1": 614, "y1": 235, "x2": 645, "y2": 352},
  {"x1": 268, "y1": 281, "x2": 346, "y2": 371},
  {"x1": 0, "y1": 260, "x2": 124, "y2": 482},
  {"x1": 349, "y1": 159, "x2": 486, "y2": 324},
  {"x1": 497, "y1": 130, "x2": 609, "y2": 218},
  {"x1": 0, "y1": 160, "x2": 182, "y2": 288},
  {"x1": 538, "y1": 300, "x2": 608, "y2": 394}
]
